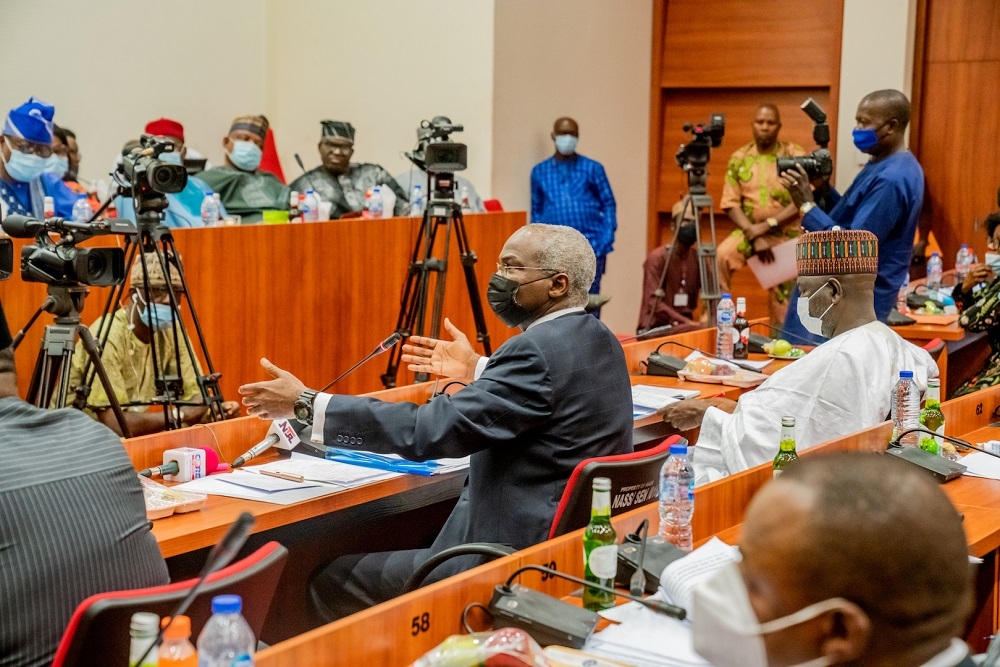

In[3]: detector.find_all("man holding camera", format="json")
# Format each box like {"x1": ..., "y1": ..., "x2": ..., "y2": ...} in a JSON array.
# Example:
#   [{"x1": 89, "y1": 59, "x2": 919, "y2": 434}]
[
  {"x1": 780, "y1": 89, "x2": 924, "y2": 343},
  {"x1": 290, "y1": 120, "x2": 408, "y2": 219},
  {"x1": 716, "y1": 104, "x2": 806, "y2": 325}
]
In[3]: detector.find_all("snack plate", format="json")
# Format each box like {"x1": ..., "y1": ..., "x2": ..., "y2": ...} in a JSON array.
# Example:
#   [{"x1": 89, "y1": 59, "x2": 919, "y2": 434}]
[
  {"x1": 677, "y1": 369, "x2": 768, "y2": 388},
  {"x1": 140, "y1": 475, "x2": 207, "y2": 520},
  {"x1": 766, "y1": 350, "x2": 805, "y2": 360}
]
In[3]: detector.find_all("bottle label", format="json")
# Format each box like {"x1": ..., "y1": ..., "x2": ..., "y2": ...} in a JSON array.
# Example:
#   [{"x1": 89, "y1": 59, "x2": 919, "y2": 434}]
[
  {"x1": 773, "y1": 468, "x2": 783, "y2": 479},
  {"x1": 718, "y1": 311, "x2": 733, "y2": 324},
  {"x1": 587, "y1": 544, "x2": 618, "y2": 579}
]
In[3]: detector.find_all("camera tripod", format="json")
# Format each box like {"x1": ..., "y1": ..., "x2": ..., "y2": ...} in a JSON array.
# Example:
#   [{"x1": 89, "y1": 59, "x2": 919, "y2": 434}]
[
  {"x1": 74, "y1": 210, "x2": 226, "y2": 432},
  {"x1": 381, "y1": 192, "x2": 492, "y2": 388},
  {"x1": 14, "y1": 285, "x2": 133, "y2": 437}
]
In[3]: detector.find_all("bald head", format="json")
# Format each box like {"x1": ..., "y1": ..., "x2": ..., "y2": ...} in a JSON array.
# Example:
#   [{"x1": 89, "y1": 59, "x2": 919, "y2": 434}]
[
  {"x1": 741, "y1": 453, "x2": 971, "y2": 662},
  {"x1": 860, "y1": 89, "x2": 911, "y2": 130},
  {"x1": 552, "y1": 117, "x2": 578, "y2": 136}
]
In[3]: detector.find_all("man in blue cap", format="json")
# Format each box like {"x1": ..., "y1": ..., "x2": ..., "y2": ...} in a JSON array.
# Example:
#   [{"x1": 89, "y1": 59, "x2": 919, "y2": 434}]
[{"x1": 0, "y1": 97, "x2": 76, "y2": 220}]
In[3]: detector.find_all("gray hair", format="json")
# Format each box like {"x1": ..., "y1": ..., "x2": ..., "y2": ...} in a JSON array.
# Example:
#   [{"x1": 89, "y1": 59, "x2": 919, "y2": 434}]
[{"x1": 521, "y1": 224, "x2": 596, "y2": 307}]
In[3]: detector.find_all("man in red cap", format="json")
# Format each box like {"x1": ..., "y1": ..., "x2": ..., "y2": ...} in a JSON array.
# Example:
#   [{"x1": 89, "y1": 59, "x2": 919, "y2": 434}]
[{"x1": 115, "y1": 118, "x2": 226, "y2": 228}]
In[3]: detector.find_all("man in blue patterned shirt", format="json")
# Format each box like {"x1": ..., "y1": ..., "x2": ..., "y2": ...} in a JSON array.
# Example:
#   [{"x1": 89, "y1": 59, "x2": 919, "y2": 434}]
[{"x1": 530, "y1": 117, "x2": 617, "y2": 310}]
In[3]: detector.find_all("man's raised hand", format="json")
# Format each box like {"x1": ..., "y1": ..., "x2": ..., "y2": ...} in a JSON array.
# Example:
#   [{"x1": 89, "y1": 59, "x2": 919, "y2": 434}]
[{"x1": 401, "y1": 317, "x2": 483, "y2": 379}]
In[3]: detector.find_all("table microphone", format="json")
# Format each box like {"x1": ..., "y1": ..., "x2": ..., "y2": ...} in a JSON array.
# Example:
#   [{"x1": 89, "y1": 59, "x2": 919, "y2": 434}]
[
  {"x1": 629, "y1": 519, "x2": 649, "y2": 597},
  {"x1": 138, "y1": 446, "x2": 223, "y2": 478},
  {"x1": 294, "y1": 153, "x2": 319, "y2": 192},
  {"x1": 618, "y1": 325, "x2": 673, "y2": 343},
  {"x1": 232, "y1": 333, "x2": 403, "y2": 467},
  {"x1": 654, "y1": 340, "x2": 762, "y2": 374},
  {"x1": 133, "y1": 512, "x2": 255, "y2": 667},
  {"x1": 889, "y1": 427, "x2": 1000, "y2": 460}
]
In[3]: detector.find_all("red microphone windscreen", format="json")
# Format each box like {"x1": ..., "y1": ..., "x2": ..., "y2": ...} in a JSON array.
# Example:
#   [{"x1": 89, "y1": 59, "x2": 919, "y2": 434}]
[{"x1": 197, "y1": 446, "x2": 225, "y2": 474}]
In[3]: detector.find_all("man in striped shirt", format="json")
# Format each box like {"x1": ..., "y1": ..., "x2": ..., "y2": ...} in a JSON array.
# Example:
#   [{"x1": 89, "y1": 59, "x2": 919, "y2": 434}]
[{"x1": 0, "y1": 302, "x2": 168, "y2": 666}]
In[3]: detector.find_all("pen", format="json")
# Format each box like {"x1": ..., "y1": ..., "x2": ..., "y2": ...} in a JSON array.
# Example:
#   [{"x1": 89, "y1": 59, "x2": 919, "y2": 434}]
[{"x1": 260, "y1": 469, "x2": 305, "y2": 483}]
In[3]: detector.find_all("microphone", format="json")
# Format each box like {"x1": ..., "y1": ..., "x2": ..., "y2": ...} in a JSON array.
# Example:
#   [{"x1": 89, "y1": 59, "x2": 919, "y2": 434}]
[
  {"x1": 134, "y1": 512, "x2": 255, "y2": 666},
  {"x1": 654, "y1": 340, "x2": 761, "y2": 374},
  {"x1": 619, "y1": 325, "x2": 673, "y2": 343},
  {"x1": 140, "y1": 461, "x2": 179, "y2": 478},
  {"x1": 231, "y1": 418, "x2": 308, "y2": 468},
  {"x1": 0, "y1": 214, "x2": 135, "y2": 238},
  {"x1": 319, "y1": 332, "x2": 402, "y2": 392},
  {"x1": 629, "y1": 519, "x2": 649, "y2": 597},
  {"x1": 138, "y1": 446, "x2": 224, "y2": 479},
  {"x1": 294, "y1": 153, "x2": 319, "y2": 192}
]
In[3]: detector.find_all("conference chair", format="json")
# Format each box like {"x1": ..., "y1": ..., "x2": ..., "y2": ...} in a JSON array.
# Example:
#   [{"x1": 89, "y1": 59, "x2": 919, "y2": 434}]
[
  {"x1": 401, "y1": 436, "x2": 682, "y2": 593},
  {"x1": 51, "y1": 541, "x2": 288, "y2": 667},
  {"x1": 923, "y1": 337, "x2": 945, "y2": 361}
]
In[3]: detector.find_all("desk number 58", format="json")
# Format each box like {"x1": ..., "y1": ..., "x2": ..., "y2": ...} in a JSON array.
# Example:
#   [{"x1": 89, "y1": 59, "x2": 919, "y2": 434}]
[{"x1": 411, "y1": 612, "x2": 430, "y2": 636}]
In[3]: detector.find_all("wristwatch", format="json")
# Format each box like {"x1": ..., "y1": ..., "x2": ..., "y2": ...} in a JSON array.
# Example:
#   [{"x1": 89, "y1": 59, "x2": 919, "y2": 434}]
[
  {"x1": 767, "y1": 217, "x2": 778, "y2": 229},
  {"x1": 799, "y1": 202, "x2": 816, "y2": 216},
  {"x1": 294, "y1": 389, "x2": 318, "y2": 425}
]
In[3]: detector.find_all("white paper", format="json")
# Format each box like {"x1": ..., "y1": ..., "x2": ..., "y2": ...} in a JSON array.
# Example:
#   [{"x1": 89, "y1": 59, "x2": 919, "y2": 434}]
[
  {"x1": 683, "y1": 350, "x2": 771, "y2": 371},
  {"x1": 586, "y1": 599, "x2": 708, "y2": 666},
  {"x1": 746, "y1": 239, "x2": 798, "y2": 290},
  {"x1": 958, "y1": 451, "x2": 1000, "y2": 480},
  {"x1": 632, "y1": 385, "x2": 701, "y2": 410},
  {"x1": 247, "y1": 454, "x2": 401, "y2": 486},
  {"x1": 220, "y1": 470, "x2": 325, "y2": 492},
  {"x1": 659, "y1": 537, "x2": 738, "y2": 613},
  {"x1": 173, "y1": 475, "x2": 342, "y2": 506}
]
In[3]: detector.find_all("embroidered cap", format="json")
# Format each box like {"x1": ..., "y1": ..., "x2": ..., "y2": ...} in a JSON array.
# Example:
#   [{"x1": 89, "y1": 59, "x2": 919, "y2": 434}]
[
  {"x1": 321, "y1": 120, "x2": 355, "y2": 143},
  {"x1": 3, "y1": 97, "x2": 55, "y2": 145},
  {"x1": 130, "y1": 252, "x2": 185, "y2": 291},
  {"x1": 796, "y1": 227, "x2": 878, "y2": 276}
]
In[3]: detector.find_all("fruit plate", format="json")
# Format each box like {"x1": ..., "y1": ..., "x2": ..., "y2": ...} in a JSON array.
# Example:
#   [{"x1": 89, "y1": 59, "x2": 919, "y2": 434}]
[
  {"x1": 677, "y1": 369, "x2": 769, "y2": 388},
  {"x1": 767, "y1": 350, "x2": 805, "y2": 360}
]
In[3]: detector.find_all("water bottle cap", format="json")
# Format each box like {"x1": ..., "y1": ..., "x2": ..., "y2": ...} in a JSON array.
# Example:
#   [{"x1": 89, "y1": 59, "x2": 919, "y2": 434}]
[
  {"x1": 77, "y1": 193, "x2": 87, "y2": 200},
  {"x1": 130, "y1": 612, "x2": 160, "y2": 634},
  {"x1": 206, "y1": 191, "x2": 213, "y2": 195},
  {"x1": 211, "y1": 594, "x2": 242, "y2": 614},
  {"x1": 930, "y1": 252, "x2": 939, "y2": 258},
  {"x1": 669, "y1": 443, "x2": 688, "y2": 455},
  {"x1": 899, "y1": 370, "x2": 914, "y2": 379},
  {"x1": 721, "y1": 293, "x2": 731, "y2": 299},
  {"x1": 592, "y1": 477, "x2": 611, "y2": 491},
  {"x1": 162, "y1": 615, "x2": 191, "y2": 639},
  {"x1": 961, "y1": 244, "x2": 968, "y2": 249},
  {"x1": 306, "y1": 189, "x2": 314, "y2": 194}
]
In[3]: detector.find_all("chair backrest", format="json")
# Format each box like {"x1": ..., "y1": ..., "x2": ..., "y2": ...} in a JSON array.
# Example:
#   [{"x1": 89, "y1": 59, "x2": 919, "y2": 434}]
[
  {"x1": 483, "y1": 198, "x2": 504, "y2": 212},
  {"x1": 52, "y1": 541, "x2": 288, "y2": 667},
  {"x1": 923, "y1": 337, "x2": 945, "y2": 361},
  {"x1": 548, "y1": 435, "x2": 683, "y2": 539}
]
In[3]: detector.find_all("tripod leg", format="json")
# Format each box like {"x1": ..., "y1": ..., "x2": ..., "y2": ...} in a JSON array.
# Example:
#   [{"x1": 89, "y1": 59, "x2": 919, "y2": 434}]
[
  {"x1": 77, "y1": 326, "x2": 133, "y2": 438},
  {"x1": 453, "y1": 213, "x2": 492, "y2": 356},
  {"x1": 26, "y1": 345, "x2": 49, "y2": 406}
]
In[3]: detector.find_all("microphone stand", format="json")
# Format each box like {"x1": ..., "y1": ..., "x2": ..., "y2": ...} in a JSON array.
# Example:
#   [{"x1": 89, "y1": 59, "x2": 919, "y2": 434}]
[
  {"x1": 889, "y1": 427, "x2": 1000, "y2": 461},
  {"x1": 619, "y1": 325, "x2": 673, "y2": 343},
  {"x1": 654, "y1": 340, "x2": 762, "y2": 374},
  {"x1": 629, "y1": 520, "x2": 649, "y2": 597}
]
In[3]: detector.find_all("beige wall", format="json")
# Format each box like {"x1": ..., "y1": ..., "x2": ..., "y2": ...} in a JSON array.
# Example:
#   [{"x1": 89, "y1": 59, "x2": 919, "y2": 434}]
[
  {"x1": 265, "y1": 0, "x2": 495, "y2": 193},
  {"x1": 492, "y1": 0, "x2": 654, "y2": 334},
  {"x1": 0, "y1": 0, "x2": 268, "y2": 187}
]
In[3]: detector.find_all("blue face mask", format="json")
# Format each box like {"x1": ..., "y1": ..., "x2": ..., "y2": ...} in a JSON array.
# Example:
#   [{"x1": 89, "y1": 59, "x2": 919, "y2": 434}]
[
  {"x1": 554, "y1": 134, "x2": 578, "y2": 156},
  {"x1": 2, "y1": 139, "x2": 50, "y2": 182},
  {"x1": 852, "y1": 122, "x2": 887, "y2": 152},
  {"x1": 228, "y1": 140, "x2": 262, "y2": 172},
  {"x1": 45, "y1": 154, "x2": 69, "y2": 176},
  {"x1": 135, "y1": 293, "x2": 176, "y2": 331},
  {"x1": 158, "y1": 150, "x2": 183, "y2": 166}
]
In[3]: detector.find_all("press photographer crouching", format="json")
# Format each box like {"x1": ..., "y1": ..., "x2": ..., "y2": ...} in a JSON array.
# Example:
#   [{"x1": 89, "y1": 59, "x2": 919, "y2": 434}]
[
  {"x1": 65, "y1": 252, "x2": 239, "y2": 436},
  {"x1": 778, "y1": 89, "x2": 925, "y2": 344}
]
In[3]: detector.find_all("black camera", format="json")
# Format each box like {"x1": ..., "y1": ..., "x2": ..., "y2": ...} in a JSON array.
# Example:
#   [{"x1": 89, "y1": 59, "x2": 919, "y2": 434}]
[
  {"x1": 1, "y1": 214, "x2": 135, "y2": 287},
  {"x1": 675, "y1": 114, "x2": 725, "y2": 194},
  {"x1": 114, "y1": 135, "x2": 188, "y2": 216},
  {"x1": 0, "y1": 237, "x2": 12, "y2": 281},
  {"x1": 777, "y1": 98, "x2": 833, "y2": 180},
  {"x1": 407, "y1": 116, "x2": 468, "y2": 204}
]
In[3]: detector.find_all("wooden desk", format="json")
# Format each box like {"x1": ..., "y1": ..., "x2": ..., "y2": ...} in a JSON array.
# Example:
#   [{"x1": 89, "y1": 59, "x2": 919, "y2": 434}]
[{"x1": 256, "y1": 386, "x2": 1000, "y2": 664}]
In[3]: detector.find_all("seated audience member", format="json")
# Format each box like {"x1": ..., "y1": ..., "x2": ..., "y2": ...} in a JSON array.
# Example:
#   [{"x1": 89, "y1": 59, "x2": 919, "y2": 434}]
[
  {"x1": 952, "y1": 212, "x2": 1000, "y2": 397},
  {"x1": 116, "y1": 118, "x2": 227, "y2": 228},
  {"x1": 239, "y1": 224, "x2": 634, "y2": 620},
  {"x1": 0, "y1": 301, "x2": 169, "y2": 666},
  {"x1": 289, "y1": 120, "x2": 408, "y2": 218},
  {"x1": 66, "y1": 252, "x2": 239, "y2": 436},
  {"x1": 693, "y1": 453, "x2": 975, "y2": 667},
  {"x1": 660, "y1": 228, "x2": 937, "y2": 484},
  {"x1": 637, "y1": 196, "x2": 703, "y2": 334},
  {"x1": 197, "y1": 115, "x2": 288, "y2": 223},
  {"x1": 0, "y1": 97, "x2": 76, "y2": 219},
  {"x1": 49, "y1": 125, "x2": 101, "y2": 211},
  {"x1": 393, "y1": 116, "x2": 485, "y2": 213}
]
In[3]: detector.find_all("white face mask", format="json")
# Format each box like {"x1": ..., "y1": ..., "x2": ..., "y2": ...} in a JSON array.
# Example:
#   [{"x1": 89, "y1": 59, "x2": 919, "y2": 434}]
[
  {"x1": 796, "y1": 281, "x2": 834, "y2": 337},
  {"x1": 985, "y1": 252, "x2": 1000, "y2": 274},
  {"x1": 692, "y1": 561, "x2": 851, "y2": 667}
]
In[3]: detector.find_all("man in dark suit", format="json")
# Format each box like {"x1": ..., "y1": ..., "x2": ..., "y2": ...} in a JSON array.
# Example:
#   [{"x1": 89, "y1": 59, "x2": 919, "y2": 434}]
[{"x1": 239, "y1": 224, "x2": 634, "y2": 620}]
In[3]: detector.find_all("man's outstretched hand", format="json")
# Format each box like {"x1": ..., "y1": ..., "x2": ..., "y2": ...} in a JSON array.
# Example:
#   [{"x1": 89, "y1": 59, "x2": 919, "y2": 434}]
[
  {"x1": 658, "y1": 397, "x2": 738, "y2": 431},
  {"x1": 401, "y1": 317, "x2": 482, "y2": 379},
  {"x1": 238, "y1": 358, "x2": 306, "y2": 420}
]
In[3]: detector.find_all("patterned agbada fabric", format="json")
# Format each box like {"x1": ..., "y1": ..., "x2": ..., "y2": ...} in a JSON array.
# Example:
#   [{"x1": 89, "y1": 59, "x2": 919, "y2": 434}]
[
  {"x1": 720, "y1": 139, "x2": 806, "y2": 221},
  {"x1": 196, "y1": 165, "x2": 288, "y2": 223},
  {"x1": 953, "y1": 278, "x2": 1000, "y2": 397},
  {"x1": 795, "y1": 228, "x2": 879, "y2": 276},
  {"x1": 289, "y1": 163, "x2": 409, "y2": 218}
]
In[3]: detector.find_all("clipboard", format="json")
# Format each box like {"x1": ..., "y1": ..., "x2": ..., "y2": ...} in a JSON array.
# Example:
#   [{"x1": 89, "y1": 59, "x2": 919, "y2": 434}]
[{"x1": 746, "y1": 239, "x2": 798, "y2": 289}]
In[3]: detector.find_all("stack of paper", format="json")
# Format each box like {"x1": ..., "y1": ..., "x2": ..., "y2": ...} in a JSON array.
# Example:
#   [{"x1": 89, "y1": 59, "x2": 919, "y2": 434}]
[
  {"x1": 173, "y1": 470, "x2": 345, "y2": 506},
  {"x1": 632, "y1": 385, "x2": 701, "y2": 419}
]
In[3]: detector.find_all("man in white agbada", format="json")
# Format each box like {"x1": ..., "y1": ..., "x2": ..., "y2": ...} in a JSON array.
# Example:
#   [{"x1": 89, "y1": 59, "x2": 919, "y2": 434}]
[{"x1": 660, "y1": 228, "x2": 938, "y2": 485}]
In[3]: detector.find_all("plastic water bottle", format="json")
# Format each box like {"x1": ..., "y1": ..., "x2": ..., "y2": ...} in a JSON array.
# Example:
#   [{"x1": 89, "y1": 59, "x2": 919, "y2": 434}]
[
  {"x1": 927, "y1": 252, "x2": 943, "y2": 291},
  {"x1": 368, "y1": 186, "x2": 384, "y2": 219},
  {"x1": 658, "y1": 443, "x2": 694, "y2": 552},
  {"x1": 891, "y1": 370, "x2": 920, "y2": 447},
  {"x1": 897, "y1": 280, "x2": 909, "y2": 314},
  {"x1": 200, "y1": 191, "x2": 220, "y2": 227},
  {"x1": 72, "y1": 193, "x2": 93, "y2": 223},
  {"x1": 460, "y1": 185, "x2": 471, "y2": 212},
  {"x1": 197, "y1": 595, "x2": 255, "y2": 667},
  {"x1": 301, "y1": 189, "x2": 319, "y2": 222},
  {"x1": 715, "y1": 293, "x2": 736, "y2": 360},
  {"x1": 43, "y1": 195, "x2": 55, "y2": 218},
  {"x1": 956, "y1": 244, "x2": 972, "y2": 281},
  {"x1": 410, "y1": 183, "x2": 424, "y2": 217}
]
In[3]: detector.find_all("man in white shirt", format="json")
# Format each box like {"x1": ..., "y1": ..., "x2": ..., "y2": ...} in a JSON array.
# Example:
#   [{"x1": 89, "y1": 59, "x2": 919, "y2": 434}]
[{"x1": 661, "y1": 228, "x2": 937, "y2": 484}]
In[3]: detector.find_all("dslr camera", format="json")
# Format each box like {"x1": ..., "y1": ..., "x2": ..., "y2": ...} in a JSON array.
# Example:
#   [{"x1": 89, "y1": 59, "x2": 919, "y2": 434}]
[
  {"x1": 407, "y1": 116, "x2": 468, "y2": 205},
  {"x1": 675, "y1": 115, "x2": 725, "y2": 194},
  {"x1": 113, "y1": 134, "x2": 188, "y2": 216},
  {"x1": 776, "y1": 98, "x2": 833, "y2": 181}
]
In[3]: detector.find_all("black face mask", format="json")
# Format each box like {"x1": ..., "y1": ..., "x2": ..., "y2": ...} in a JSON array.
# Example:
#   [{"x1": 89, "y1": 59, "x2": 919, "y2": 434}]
[
  {"x1": 487, "y1": 272, "x2": 552, "y2": 328},
  {"x1": 676, "y1": 223, "x2": 697, "y2": 247}
]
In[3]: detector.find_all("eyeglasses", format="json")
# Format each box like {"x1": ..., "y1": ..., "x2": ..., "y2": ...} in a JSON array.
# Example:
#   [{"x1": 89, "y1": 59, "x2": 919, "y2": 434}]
[
  {"x1": 5, "y1": 136, "x2": 53, "y2": 158},
  {"x1": 496, "y1": 263, "x2": 560, "y2": 278},
  {"x1": 320, "y1": 141, "x2": 353, "y2": 153}
]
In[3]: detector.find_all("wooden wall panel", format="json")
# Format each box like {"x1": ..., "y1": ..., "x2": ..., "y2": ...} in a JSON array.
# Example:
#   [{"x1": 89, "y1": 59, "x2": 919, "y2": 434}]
[
  {"x1": 660, "y1": 0, "x2": 842, "y2": 88},
  {"x1": 923, "y1": 1, "x2": 1000, "y2": 63},
  {"x1": 0, "y1": 213, "x2": 524, "y2": 403},
  {"x1": 656, "y1": 87, "x2": 833, "y2": 212}
]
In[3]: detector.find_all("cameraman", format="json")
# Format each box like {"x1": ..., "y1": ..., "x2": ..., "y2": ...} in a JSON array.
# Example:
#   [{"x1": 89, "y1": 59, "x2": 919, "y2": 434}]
[{"x1": 779, "y1": 89, "x2": 924, "y2": 343}]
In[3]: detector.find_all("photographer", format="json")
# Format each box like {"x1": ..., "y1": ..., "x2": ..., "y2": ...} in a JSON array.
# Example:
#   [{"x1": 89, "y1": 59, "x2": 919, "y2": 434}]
[
  {"x1": 717, "y1": 104, "x2": 807, "y2": 325},
  {"x1": 779, "y1": 89, "x2": 924, "y2": 343}
]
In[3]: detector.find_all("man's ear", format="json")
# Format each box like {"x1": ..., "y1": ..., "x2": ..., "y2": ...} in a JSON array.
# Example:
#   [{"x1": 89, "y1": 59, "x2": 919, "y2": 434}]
[
  {"x1": 549, "y1": 272, "x2": 571, "y2": 298},
  {"x1": 818, "y1": 601, "x2": 871, "y2": 664},
  {"x1": 828, "y1": 278, "x2": 844, "y2": 304}
]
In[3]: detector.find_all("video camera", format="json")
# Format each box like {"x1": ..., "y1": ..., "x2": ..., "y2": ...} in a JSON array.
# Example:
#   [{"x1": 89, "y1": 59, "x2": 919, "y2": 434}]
[
  {"x1": 113, "y1": 134, "x2": 188, "y2": 217},
  {"x1": 0, "y1": 214, "x2": 135, "y2": 287},
  {"x1": 675, "y1": 115, "x2": 725, "y2": 194},
  {"x1": 777, "y1": 98, "x2": 833, "y2": 180},
  {"x1": 406, "y1": 117, "x2": 468, "y2": 204}
]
